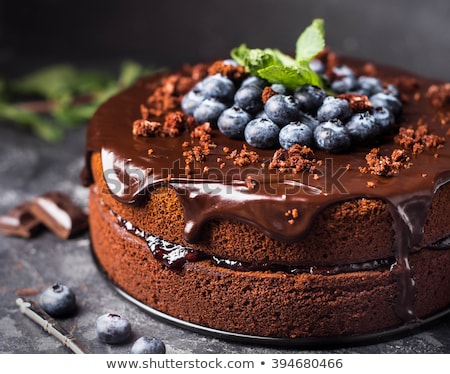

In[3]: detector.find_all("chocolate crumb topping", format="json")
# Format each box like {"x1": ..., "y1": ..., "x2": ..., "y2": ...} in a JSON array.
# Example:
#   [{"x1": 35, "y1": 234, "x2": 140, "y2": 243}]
[
  {"x1": 161, "y1": 111, "x2": 196, "y2": 137},
  {"x1": 360, "y1": 148, "x2": 411, "y2": 177},
  {"x1": 426, "y1": 83, "x2": 450, "y2": 108},
  {"x1": 338, "y1": 93, "x2": 373, "y2": 112},
  {"x1": 262, "y1": 86, "x2": 278, "y2": 104},
  {"x1": 207, "y1": 60, "x2": 248, "y2": 84},
  {"x1": 226, "y1": 144, "x2": 260, "y2": 167},
  {"x1": 132, "y1": 119, "x2": 162, "y2": 137},
  {"x1": 395, "y1": 124, "x2": 445, "y2": 155},
  {"x1": 268, "y1": 144, "x2": 317, "y2": 173}
]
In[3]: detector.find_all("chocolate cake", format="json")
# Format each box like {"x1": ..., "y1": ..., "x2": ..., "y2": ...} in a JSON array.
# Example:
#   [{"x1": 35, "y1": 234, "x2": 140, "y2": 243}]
[{"x1": 82, "y1": 37, "x2": 450, "y2": 340}]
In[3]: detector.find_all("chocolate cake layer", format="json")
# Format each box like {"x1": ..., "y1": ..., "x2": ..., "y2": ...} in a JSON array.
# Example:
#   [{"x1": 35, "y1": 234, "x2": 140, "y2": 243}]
[{"x1": 89, "y1": 186, "x2": 450, "y2": 338}]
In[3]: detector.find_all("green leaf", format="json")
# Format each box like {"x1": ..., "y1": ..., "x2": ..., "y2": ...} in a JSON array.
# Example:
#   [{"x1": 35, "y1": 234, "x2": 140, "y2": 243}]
[
  {"x1": 257, "y1": 63, "x2": 322, "y2": 90},
  {"x1": 271, "y1": 49, "x2": 296, "y2": 67},
  {"x1": 230, "y1": 19, "x2": 326, "y2": 89},
  {"x1": 296, "y1": 18, "x2": 325, "y2": 62},
  {"x1": 11, "y1": 65, "x2": 79, "y2": 99},
  {"x1": 118, "y1": 60, "x2": 146, "y2": 88},
  {"x1": 230, "y1": 44, "x2": 250, "y2": 66},
  {"x1": 0, "y1": 102, "x2": 63, "y2": 142}
]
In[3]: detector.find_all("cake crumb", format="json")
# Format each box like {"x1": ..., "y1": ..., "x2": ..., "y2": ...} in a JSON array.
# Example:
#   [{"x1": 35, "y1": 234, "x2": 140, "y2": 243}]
[
  {"x1": 262, "y1": 86, "x2": 278, "y2": 104},
  {"x1": 162, "y1": 111, "x2": 196, "y2": 137},
  {"x1": 337, "y1": 93, "x2": 373, "y2": 112},
  {"x1": 395, "y1": 124, "x2": 445, "y2": 155},
  {"x1": 426, "y1": 83, "x2": 450, "y2": 108},
  {"x1": 132, "y1": 119, "x2": 162, "y2": 137},
  {"x1": 367, "y1": 181, "x2": 376, "y2": 188},
  {"x1": 269, "y1": 144, "x2": 317, "y2": 173},
  {"x1": 360, "y1": 148, "x2": 411, "y2": 177},
  {"x1": 207, "y1": 60, "x2": 248, "y2": 83},
  {"x1": 285, "y1": 208, "x2": 299, "y2": 224},
  {"x1": 226, "y1": 145, "x2": 260, "y2": 167}
]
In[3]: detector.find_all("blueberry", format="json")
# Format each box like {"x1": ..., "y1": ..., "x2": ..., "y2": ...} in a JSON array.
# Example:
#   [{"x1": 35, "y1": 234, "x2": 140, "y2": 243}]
[
  {"x1": 317, "y1": 96, "x2": 352, "y2": 122},
  {"x1": 39, "y1": 283, "x2": 77, "y2": 318},
  {"x1": 330, "y1": 65, "x2": 357, "y2": 93},
  {"x1": 131, "y1": 336, "x2": 166, "y2": 354},
  {"x1": 294, "y1": 84, "x2": 327, "y2": 114},
  {"x1": 309, "y1": 58, "x2": 325, "y2": 75},
  {"x1": 332, "y1": 65, "x2": 355, "y2": 79},
  {"x1": 271, "y1": 83, "x2": 287, "y2": 95},
  {"x1": 370, "y1": 92, "x2": 402, "y2": 118},
  {"x1": 234, "y1": 84, "x2": 264, "y2": 114},
  {"x1": 264, "y1": 94, "x2": 299, "y2": 127},
  {"x1": 255, "y1": 110, "x2": 269, "y2": 119},
  {"x1": 279, "y1": 122, "x2": 313, "y2": 150},
  {"x1": 345, "y1": 112, "x2": 380, "y2": 145},
  {"x1": 181, "y1": 90, "x2": 204, "y2": 116},
  {"x1": 314, "y1": 119, "x2": 351, "y2": 153},
  {"x1": 298, "y1": 112, "x2": 320, "y2": 131},
  {"x1": 193, "y1": 98, "x2": 226, "y2": 126},
  {"x1": 217, "y1": 106, "x2": 252, "y2": 139},
  {"x1": 244, "y1": 118, "x2": 280, "y2": 148},
  {"x1": 373, "y1": 106, "x2": 395, "y2": 134},
  {"x1": 198, "y1": 74, "x2": 235, "y2": 103},
  {"x1": 384, "y1": 84, "x2": 400, "y2": 98},
  {"x1": 241, "y1": 75, "x2": 267, "y2": 89},
  {"x1": 357, "y1": 76, "x2": 383, "y2": 97},
  {"x1": 95, "y1": 313, "x2": 132, "y2": 344}
]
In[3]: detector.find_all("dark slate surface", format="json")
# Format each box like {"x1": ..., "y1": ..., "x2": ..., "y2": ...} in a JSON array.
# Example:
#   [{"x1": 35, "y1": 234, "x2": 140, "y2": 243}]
[{"x1": 1, "y1": 123, "x2": 450, "y2": 354}]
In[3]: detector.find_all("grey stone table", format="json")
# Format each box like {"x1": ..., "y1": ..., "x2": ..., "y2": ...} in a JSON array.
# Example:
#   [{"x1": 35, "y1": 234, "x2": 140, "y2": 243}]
[{"x1": 1, "y1": 123, "x2": 450, "y2": 354}]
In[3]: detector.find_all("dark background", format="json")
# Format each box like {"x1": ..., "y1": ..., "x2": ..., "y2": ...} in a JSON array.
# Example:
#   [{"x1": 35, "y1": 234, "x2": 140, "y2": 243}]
[{"x1": 1, "y1": 0, "x2": 449, "y2": 80}]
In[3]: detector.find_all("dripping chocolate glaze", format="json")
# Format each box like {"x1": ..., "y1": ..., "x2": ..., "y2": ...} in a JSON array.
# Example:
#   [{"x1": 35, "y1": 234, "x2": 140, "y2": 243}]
[{"x1": 82, "y1": 57, "x2": 450, "y2": 322}]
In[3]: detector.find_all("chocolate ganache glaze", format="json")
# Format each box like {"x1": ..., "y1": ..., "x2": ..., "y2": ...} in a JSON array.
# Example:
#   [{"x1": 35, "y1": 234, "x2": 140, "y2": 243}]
[{"x1": 83, "y1": 57, "x2": 450, "y2": 322}]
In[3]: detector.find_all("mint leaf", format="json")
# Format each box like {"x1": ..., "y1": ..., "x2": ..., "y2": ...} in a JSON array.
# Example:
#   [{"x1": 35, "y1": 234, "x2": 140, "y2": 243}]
[
  {"x1": 231, "y1": 19, "x2": 325, "y2": 89},
  {"x1": 257, "y1": 61, "x2": 322, "y2": 90},
  {"x1": 295, "y1": 18, "x2": 325, "y2": 62}
]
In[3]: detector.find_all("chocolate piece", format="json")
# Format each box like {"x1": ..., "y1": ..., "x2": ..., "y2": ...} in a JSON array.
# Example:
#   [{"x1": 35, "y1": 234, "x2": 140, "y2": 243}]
[
  {"x1": 29, "y1": 191, "x2": 88, "y2": 239},
  {"x1": 0, "y1": 201, "x2": 43, "y2": 238}
]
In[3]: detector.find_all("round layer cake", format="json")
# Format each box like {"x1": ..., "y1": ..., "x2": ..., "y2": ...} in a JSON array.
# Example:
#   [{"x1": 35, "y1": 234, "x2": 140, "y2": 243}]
[{"x1": 82, "y1": 51, "x2": 450, "y2": 340}]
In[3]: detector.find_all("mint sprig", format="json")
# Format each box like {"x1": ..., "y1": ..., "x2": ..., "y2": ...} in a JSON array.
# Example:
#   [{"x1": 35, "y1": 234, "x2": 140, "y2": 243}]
[
  {"x1": 0, "y1": 61, "x2": 160, "y2": 142},
  {"x1": 231, "y1": 18, "x2": 325, "y2": 90}
]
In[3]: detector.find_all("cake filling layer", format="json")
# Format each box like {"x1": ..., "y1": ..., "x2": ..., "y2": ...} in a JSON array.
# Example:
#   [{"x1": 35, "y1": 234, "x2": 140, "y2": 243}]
[{"x1": 111, "y1": 202, "x2": 449, "y2": 275}]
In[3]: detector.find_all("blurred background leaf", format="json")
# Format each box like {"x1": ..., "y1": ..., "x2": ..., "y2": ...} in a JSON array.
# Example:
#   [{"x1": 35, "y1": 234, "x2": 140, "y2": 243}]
[{"x1": 0, "y1": 61, "x2": 162, "y2": 142}]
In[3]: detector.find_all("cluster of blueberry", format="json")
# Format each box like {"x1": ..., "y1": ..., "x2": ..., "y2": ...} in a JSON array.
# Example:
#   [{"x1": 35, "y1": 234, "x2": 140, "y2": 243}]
[
  {"x1": 181, "y1": 60, "x2": 402, "y2": 153},
  {"x1": 39, "y1": 283, "x2": 166, "y2": 353}
]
